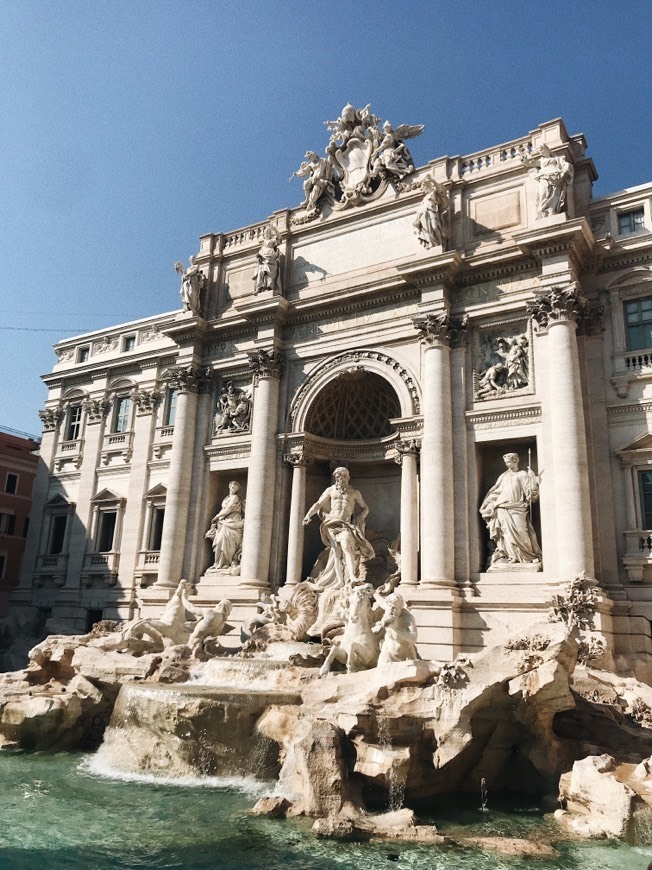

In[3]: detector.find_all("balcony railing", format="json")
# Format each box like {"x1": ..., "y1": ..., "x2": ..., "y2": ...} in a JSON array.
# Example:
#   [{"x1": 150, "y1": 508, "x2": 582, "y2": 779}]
[{"x1": 623, "y1": 530, "x2": 652, "y2": 582}]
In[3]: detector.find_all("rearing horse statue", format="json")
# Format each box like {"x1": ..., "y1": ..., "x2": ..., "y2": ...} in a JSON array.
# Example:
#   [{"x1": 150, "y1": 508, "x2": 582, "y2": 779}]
[{"x1": 319, "y1": 583, "x2": 379, "y2": 676}]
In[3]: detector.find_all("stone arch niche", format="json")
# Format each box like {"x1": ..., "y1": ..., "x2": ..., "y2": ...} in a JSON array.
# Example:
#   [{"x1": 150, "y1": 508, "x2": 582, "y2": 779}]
[{"x1": 288, "y1": 352, "x2": 420, "y2": 585}]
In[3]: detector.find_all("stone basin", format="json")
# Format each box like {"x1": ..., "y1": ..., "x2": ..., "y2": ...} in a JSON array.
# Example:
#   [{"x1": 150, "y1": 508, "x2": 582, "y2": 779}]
[{"x1": 94, "y1": 681, "x2": 302, "y2": 780}]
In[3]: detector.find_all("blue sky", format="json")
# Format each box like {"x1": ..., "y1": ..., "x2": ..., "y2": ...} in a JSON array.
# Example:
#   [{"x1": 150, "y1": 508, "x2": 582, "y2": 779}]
[{"x1": 1, "y1": 0, "x2": 650, "y2": 436}]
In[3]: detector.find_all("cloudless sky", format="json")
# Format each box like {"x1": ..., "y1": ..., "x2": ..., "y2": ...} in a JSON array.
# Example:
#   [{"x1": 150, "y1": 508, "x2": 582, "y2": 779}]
[{"x1": 1, "y1": 0, "x2": 650, "y2": 436}]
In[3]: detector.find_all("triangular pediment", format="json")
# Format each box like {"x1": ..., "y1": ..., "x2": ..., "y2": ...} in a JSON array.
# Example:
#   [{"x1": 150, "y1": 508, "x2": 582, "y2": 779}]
[
  {"x1": 616, "y1": 432, "x2": 652, "y2": 457},
  {"x1": 144, "y1": 483, "x2": 167, "y2": 499},
  {"x1": 91, "y1": 488, "x2": 124, "y2": 504},
  {"x1": 46, "y1": 493, "x2": 72, "y2": 507}
]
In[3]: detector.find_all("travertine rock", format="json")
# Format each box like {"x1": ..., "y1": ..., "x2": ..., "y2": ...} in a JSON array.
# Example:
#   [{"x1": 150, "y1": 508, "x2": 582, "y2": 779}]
[{"x1": 558, "y1": 754, "x2": 640, "y2": 839}]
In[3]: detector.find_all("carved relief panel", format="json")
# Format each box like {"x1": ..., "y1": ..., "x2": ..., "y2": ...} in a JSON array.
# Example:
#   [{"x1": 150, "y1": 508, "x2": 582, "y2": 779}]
[{"x1": 473, "y1": 320, "x2": 534, "y2": 402}]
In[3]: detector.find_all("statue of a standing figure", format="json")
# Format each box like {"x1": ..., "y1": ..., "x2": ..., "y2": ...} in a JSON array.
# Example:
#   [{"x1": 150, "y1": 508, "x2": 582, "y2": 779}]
[
  {"x1": 413, "y1": 175, "x2": 449, "y2": 249},
  {"x1": 303, "y1": 467, "x2": 375, "y2": 639},
  {"x1": 480, "y1": 453, "x2": 541, "y2": 567},
  {"x1": 303, "y1": 467, "x2": 374, "y2": 587},
  {"x1": 174, "y1": 256, "x2": 204, "y2": 316},
  {"x1": 522, "y1": 145, "x2": 574, "y2": 218},
  {"x1": 253, "y1": 225, "x2": 282, "y2": 295},
  {"x1": 205, "y1": 481, "x2": 245, "y2": 573}
]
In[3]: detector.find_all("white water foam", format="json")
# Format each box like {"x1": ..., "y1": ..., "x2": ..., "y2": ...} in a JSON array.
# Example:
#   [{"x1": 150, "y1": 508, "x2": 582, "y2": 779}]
[{"x1": 79, "y1": 754, "x2": 271, "y2": 797}]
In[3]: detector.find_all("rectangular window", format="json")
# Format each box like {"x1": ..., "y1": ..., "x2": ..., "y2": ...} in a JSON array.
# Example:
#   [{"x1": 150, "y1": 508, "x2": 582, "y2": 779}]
[
  {"x1": 22, "y1": 516, "x2": 30, "y2": 538},
  {"x1": 113, "y1": 397, "x2": 131, "y2": 433},
  {"x1": 0, "y1": 554, "x2": 5, "y2": 579},
  {"x1": 164, "y1": 390, "x2": 177, "y2": 427},
  {"x1": 640, "y1": 471, "x2": 652, "y2": 528},
  {"x1": 618, "y1": 208, "x2": 645, "y2": 235},
  {"x1": 0, "y1": 514, "x2": 15, "y2": 535},
  {"x1": 78, "y1": 346, "x2": 90, "y2": 363},
  {"x1": 5, "y1": 473, "x2": 18, "y2": 494},
  {"x1": 149, "y1": 507, "x2": 165, "y2": 551},
  {"x1": 123, "y1": 335, "x2": 136, "y2": 352},
  {"x1": 625, "y1": 297, "x2": 652, "y2": 351},
  {"x1": 97, "y1": 511, "x2": 117, "y2": 552},
  {"x1": 49, "y1": 515, "x2": 67, "y2": 554},
  {"x1": 66, "y1": 405, "x2": 83, "y2": 441}
]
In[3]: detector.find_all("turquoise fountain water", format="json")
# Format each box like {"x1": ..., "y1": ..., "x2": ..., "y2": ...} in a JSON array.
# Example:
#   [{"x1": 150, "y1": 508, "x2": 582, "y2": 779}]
[{"x1": 0, "y1": 751, "x2": 650, "y2": 870}]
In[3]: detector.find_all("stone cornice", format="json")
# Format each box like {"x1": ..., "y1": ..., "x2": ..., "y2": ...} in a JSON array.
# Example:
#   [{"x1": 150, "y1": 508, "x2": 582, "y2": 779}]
[
  {"x1": 398, "y1": 250, "x2": 463, "y2": 287},
  {"x1": 514, "y1": 218, "x2": 595, "y2": 272},
  {"x1": 161, "y1": 315, "x2": 210, "y2": 347},
  {"x1": 235, "y1": 295, "x2": 290, "y2": 326},
  {"x1": 465, "y1": 404, "x2": 541, "y2": 430}
]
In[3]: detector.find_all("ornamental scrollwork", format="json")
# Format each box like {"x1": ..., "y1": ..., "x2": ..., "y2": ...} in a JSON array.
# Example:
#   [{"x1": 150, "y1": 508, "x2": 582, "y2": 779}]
[
  {"x1": 162, "y1": 365, "x2": 208, "y2": 394},
  {"x1": 248, "y1": 349, "x2": 285, "y2": 383},
  {"x1": 39, "y1": 407, "x2": 63, "y2": 431},
  {"x1": 526, "y1": 283, "x2": 587, "y2": 330},
  {"x1": 413, "y1": 312, "x2": 468, "y2": 348},
  {"x1": 83, "y1": 398, "x2": 110, "y2": 424},
  {"x1": 132, "y1": 390, "x2": 160, "y2": 415}
]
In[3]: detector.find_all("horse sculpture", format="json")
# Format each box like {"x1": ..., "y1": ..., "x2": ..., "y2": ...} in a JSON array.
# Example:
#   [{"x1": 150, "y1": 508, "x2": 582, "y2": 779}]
[{"x1": 319, "y1": 583, "x2": 379, "y2": 676}]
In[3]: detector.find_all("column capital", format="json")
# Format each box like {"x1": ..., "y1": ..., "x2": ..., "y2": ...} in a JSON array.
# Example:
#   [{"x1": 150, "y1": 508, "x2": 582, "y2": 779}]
[
  {"x1": 132, "y1": 389, "x2": 160, "y2": 415},
  {"x1": 83, "y1": 398, "x2": 110, "y2": 424},
  {"x1": 248, "y1": 348, "x2": 285, "y2": 383},
  {"x1": 38, "y1": 406, "x2": 63, "y2": 431},
  {"x1": 163, "y1": 365, "x2": 208, "y2": 394},
  {"x1": 284, "y1": 450, "x2": 314, "y2": 468},
  {"x1": 526, "y1": 282, "x2": 588, "y2": 330},
  {"x1": 393, "y1": 439, "x2": 421, "y2": 465},
  {"x1": 413, "y1": 312, "x2": 468, "y2": 348}
]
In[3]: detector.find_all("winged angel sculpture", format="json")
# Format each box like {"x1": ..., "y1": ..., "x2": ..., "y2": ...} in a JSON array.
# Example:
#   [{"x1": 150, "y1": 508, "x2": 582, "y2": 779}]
[{"x1": 292, "y1": 103, "x2": 424, "y2": 213}]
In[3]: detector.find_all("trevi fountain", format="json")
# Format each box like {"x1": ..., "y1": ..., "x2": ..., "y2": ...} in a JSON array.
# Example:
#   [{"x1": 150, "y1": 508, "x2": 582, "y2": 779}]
[{"x1": 3, "y1": 105, "x2": 652, "y2": 868}]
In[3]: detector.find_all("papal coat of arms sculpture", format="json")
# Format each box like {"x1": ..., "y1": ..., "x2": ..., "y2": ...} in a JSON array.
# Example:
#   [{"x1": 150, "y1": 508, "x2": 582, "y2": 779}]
[{"x1": 292, "y1": 103, "x2": 424, "y2": 217}]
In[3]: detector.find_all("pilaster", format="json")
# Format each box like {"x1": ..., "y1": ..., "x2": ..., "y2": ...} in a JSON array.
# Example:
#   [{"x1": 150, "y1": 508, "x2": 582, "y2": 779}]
[
  {"x1": 284, "y1": 450, "x2": 313, "y2": 586},
  {"x1": 394, "y1": 440, "x2": 420, "y2": 587},
  {"x1": 528, "y1": 284, "x2": 594, "y2": 578},
  {"x1": 155, "y1": 366, "x2": 206, "y2": 588},
  {"x1": 239, "y1": 349, "x2": 285, "y2": 587}
]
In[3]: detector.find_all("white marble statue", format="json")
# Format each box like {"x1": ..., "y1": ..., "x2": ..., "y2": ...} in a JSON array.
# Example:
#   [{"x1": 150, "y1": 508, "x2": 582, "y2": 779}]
[
  {"x1": 174, "y1": 256, "x2": 204, "y2": 316},
  {"x1": 253, "y1": 225, "x2": 282, "y2": 295},
  {"x1": 205, "y1": 481, "x2": 245, "y2": 573},
  {"x1": 477, "y1": 334, "x2": 529, "y2": 397},
  {"x1": 214, "y1": 382, "x2": 251, "y2": 433},
  {"x1": 292, "y1": 150, "x2": 335, "y2": 212},
  {"x1": 479, "y1": 453, "x2": 541, "y2": 567},
  {"x1": 413, "y1": 175, "x2": 449, "y2": 249},
  {"x1": 187, "y1": 599, "x2": 233, "y2": 658},
  {"x1": 522, "y1": 145, "x2": 574, "y2": 218},
  {"x1": 101, "y1": 578, "x2": 197, "y2": 652},
  {"x1": 373, "y1": 588, "x2": 419, "y2": 665},
  {"x1": 319, "y1": 583, "x2": 379, "y2": 676},
  {"x1": 372, "y1": 120, "x2": 424, "y2": 180},
  {"x1": 303, "y1": 467, "x2": 374, "y2": 589}
]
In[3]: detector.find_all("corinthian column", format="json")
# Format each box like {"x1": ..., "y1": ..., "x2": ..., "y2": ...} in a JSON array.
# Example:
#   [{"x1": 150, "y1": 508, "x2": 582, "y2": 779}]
[
  {"x1": 394, "y1": 439, "x2": 420, "y2": 587},
  {"x1": 239, "y1": 349, "x2": 284, "y2": 587},
  {"x1": 156, "y1": 366, "x2": 205, "y2": 588},
  {"x1": 528, "y1": 284, "x2": 594, "y2": 578},
  {"x1": 284, "y1": 450, "x2": 313, "y2": 586},
  {"x1": 413, "y1": 313, "x2": 465, "y2": 587}
]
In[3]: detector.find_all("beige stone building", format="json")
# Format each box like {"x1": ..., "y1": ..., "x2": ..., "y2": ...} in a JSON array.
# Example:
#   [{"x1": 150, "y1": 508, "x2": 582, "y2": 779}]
[{"x1": 14, "y1": 111, "x2": 652, "y2": 675}]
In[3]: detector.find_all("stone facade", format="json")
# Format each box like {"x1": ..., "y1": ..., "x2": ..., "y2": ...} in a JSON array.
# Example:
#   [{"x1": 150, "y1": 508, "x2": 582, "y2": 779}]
[{"x1": 12, "y1": 113, "x2": 652, "y2": 674}]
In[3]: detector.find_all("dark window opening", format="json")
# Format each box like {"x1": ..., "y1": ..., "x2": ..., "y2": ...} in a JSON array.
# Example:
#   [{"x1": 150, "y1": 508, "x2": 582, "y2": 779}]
[
  {"x1": 49, "y1": 515, "x2": 67, "y2": 554},
  {"x1": 97, "y1": 511, "x2": 117, "y2": 552},
  {"x1": 625, "y1": 297, "x2": 652, "y2": 351},
  {"x1": 149, "y1": 507, "x2": 165, "y2": 551}
]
